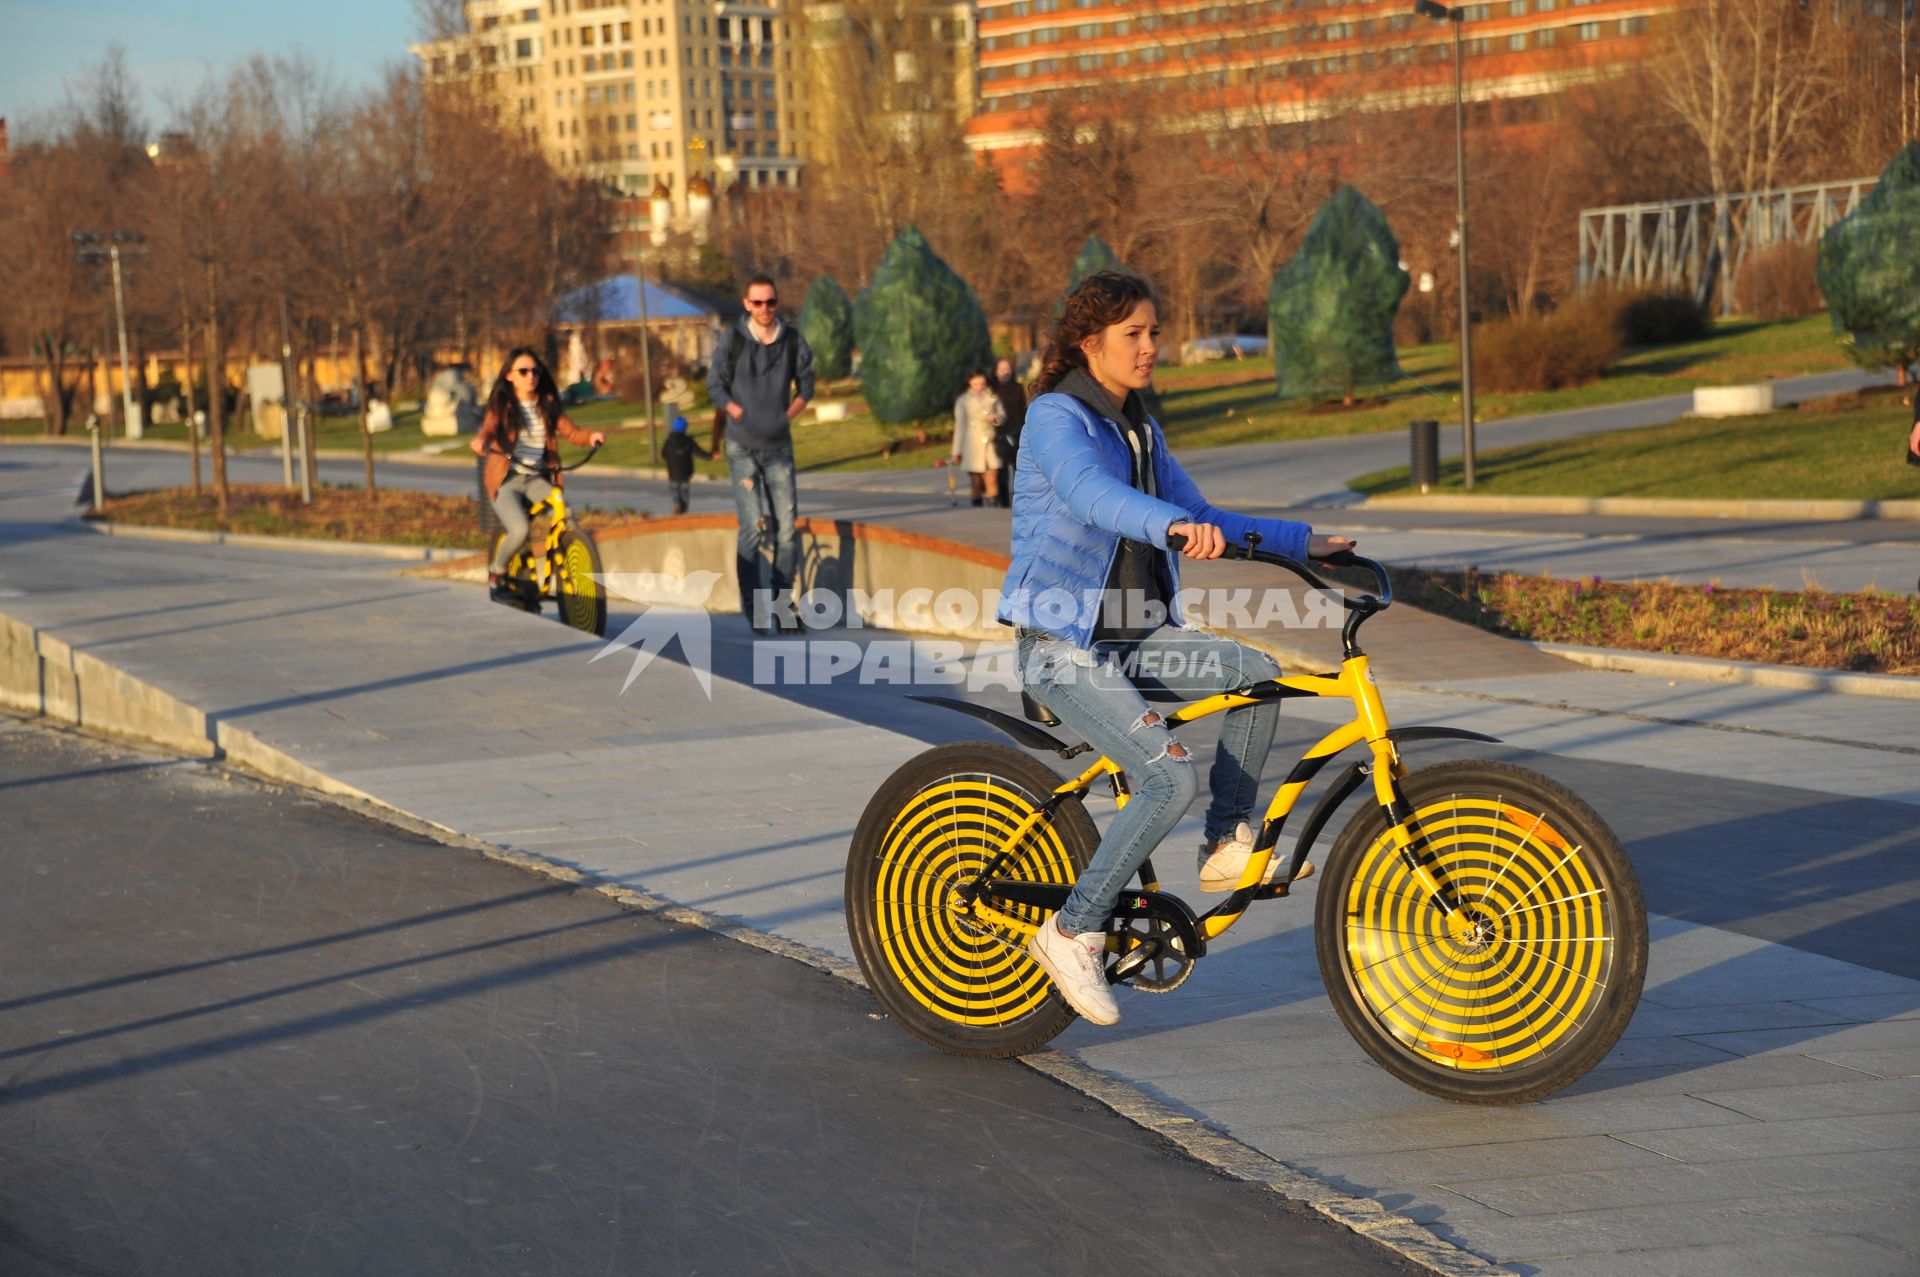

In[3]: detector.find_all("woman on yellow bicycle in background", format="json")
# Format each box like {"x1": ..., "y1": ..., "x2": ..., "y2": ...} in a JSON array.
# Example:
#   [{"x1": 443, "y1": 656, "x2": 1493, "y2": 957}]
[
  {"x1": 473, "y1": 347, "x2": 606, "y2": 605},
  {"x1": 998, "y1": 272, "x2": 1354, "y2": 1026}
]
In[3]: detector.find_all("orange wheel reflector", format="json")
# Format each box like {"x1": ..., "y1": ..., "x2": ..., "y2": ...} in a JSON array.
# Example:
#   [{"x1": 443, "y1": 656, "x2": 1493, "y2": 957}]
[{"x1": 1427, "y1": 1040, "x2": 1495, "y2": 1063}]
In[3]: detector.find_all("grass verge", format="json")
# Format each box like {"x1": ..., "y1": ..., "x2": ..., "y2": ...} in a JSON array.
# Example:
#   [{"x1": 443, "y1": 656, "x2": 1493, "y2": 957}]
[{"x1": 1349, "y1": 390, "x2": 1920, "y2": 501}]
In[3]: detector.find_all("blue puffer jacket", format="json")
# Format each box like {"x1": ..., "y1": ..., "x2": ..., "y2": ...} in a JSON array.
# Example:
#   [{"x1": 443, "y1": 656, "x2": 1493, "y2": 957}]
[{"x1": 997, "y1": 389, "x2": 1314, "y2": 647}]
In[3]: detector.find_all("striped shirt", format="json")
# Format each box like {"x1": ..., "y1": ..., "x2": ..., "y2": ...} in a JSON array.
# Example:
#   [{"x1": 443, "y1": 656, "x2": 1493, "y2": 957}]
[{"x1": 510, "y1": 401, "x2": 549, "y2": 473}]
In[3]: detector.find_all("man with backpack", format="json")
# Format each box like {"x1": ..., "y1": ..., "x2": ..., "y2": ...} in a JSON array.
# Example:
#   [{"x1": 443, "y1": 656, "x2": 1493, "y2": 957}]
[{"x1": 709, "y1": 275, "x2": 815, "y2": 631}]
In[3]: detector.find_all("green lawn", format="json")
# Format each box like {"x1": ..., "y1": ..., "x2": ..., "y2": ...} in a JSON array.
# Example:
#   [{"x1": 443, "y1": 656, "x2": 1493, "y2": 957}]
[
  {"x1": 1348, "y1": 392, "x2": 1920, "y2": 501},
  {"x1": 10, "y1": 316, "x2": 1860, "y2": 478}
]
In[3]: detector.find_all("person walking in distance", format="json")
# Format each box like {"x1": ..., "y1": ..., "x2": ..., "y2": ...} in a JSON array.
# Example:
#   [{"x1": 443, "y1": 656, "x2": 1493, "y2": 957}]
[
  {"x1": 991, "y1": 355, "x2": 1027, "y2": 509},
  {"x1": 663, "y1": 414, "x2": 696, "y2": 515},
  {"x1": 950, "y1": 368, "x2": 1006, "y2": 508},
  {"x1": 1000, "y1": 272, "x2": 1354, "y2": 1026},
  {"x1": 472, "y1": 347, "x2": 605, "y2": 604},
  {"x1": 709, "y1": 275, "x2": 815, "y2": 630}
]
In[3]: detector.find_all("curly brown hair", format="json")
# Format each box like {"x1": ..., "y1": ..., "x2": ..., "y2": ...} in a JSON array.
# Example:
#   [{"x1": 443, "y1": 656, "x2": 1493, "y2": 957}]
[{"x1": 1032, "y1": 270, "x2": 1161, "y2": 395}]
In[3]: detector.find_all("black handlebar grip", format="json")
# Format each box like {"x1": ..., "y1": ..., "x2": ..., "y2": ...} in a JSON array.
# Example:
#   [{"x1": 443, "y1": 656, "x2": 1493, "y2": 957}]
[{"x1": 1166, "y1": 530, "x2": 1188, "y2": 553}]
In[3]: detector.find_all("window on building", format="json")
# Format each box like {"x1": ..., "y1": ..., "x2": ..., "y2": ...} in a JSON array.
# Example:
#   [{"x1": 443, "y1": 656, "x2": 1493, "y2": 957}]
[
  {"x1": 586, "y1": 86, "x2": 600, "y2": 103},
  {"x1": 1620, "y1": 15, "x2": 1646, "y2": 34},
  {"x1": 763, "y1": 110, "x2": 777, "y2": 129},
  {"x1": 580, "y1": 25, "x2": 592, "y2": 43},
  {"x1": 620, "y1": 21, "x2": 631, "y2": 38},
  {"x1": 718, "y1": 17, "x2": 731, "y2": 38},
  {"x1": 720, "y1": 46, "x2": 733, "y2": 66},
  {"x1": 624, "y1": 82, "x2": 635, "y2": 99},
  {"x1": 626, "y1": 113, "x2": 637, "y2": 129},
  {"x1": 516, "y1": 38, "x2": 533, "y2": 57},
  {"x1": 761, "y1": 78, "x2": 775, "y2": 98},
  {"x1": 1537, "y1": 25, "x2": 1557, "y2": 43},
  {"x1": 1576, "y1": 21, "x2": 1598, "y2": 38},
  {"x1": 523, "y1": 7, "x2": 538, "y2": 19},
  {"x1": 622, "y1": 50, "x2": 633, "y2": 66},
  {"x1": 743, "y1": 141, "x2": 756, "y2": 157},
  {"x1": 1509, "y1": 32, "x2": 1527, "y2": 49}
]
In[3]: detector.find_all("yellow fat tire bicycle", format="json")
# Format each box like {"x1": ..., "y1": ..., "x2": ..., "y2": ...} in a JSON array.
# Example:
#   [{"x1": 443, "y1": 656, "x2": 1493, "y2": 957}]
[
  {"x1": 488, "y1": 446, "x2": 608, "y2": 638},
  {"x1": 844, "y1": 544, "x2": 1648, "y2": 1104}
]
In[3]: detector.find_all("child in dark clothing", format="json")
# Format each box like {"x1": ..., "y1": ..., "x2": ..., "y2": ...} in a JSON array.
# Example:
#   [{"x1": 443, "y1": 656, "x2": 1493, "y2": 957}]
[{"x1": 663, "y1": 415, "x2": 696, "y2": 514}]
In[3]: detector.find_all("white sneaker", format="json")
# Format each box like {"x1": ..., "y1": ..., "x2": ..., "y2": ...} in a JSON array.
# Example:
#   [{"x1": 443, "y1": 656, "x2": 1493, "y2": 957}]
[
  {"x1": 1197, "y1": 821, "x2": 1313, "y2": 893},
  {"x1": 1028, "y1": 920, "x2": 1120, "y2": 1026}
]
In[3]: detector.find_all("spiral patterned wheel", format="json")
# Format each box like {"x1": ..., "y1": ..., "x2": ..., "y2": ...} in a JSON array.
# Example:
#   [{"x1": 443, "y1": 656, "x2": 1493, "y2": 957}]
[
  {"x1": 1316, "y1": 760, "x2": 1646, "y2": 1104},
  {"x1": 554, "y1": 529, "x2": 606, "y2": 637},
  {"x1": 846, "y1": 743, "x2": 1097, "y2": 1058}
]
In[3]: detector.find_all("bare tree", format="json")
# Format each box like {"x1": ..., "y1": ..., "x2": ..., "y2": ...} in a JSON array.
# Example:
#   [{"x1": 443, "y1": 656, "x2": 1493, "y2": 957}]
[
  {"x1": 1655, "y1": 0, "x2": 1847, "y2": 198},
  {"x1": 0, "y1": 47, "x2": 152, "y2": 436}
]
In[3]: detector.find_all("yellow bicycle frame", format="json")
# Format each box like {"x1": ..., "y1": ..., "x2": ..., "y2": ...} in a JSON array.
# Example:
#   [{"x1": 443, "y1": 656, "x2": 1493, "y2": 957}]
[{"x1": 963, "y1": 651, "x2": 1478, "y2": 947}]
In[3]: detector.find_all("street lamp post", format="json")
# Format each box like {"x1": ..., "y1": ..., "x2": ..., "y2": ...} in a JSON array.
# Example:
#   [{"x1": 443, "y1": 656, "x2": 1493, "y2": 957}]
[
  {"x1": 74, "y1": 230, "x2": 146, "y2": 441},
  {"x1": 632, "y1": 246, "x2": 659, "y2": 465},
  {"x1": 1414, "y1": 1, "x2": 1476, "y2": 489}
]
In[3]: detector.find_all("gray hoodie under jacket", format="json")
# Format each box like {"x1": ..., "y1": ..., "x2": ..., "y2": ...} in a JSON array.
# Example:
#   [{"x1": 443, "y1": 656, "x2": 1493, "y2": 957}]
[{"x1": 708, "y1": 318, "x2": 816, "y2": 451}]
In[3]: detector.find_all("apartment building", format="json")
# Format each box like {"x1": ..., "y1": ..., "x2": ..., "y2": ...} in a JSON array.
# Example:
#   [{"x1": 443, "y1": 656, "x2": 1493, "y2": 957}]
[
  {"x1": 414, "y1": 0, "x2": 809, "y2": 227},
  {"x1": 798, "y1": 0, "x2": 977, "y2": 176},
  {"x1": 965, "y1": 0, "x2": 1690, "y2": 175}
]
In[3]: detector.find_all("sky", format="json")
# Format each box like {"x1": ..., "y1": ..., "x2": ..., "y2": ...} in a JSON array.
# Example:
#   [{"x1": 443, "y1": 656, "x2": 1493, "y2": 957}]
[{"x1": 0, "y1": 0, "x2": 417, "y2": 137}]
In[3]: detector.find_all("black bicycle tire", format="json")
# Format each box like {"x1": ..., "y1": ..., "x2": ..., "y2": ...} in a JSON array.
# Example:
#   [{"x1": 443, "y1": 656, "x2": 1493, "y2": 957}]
[
  {"x1": 1315, "y1": 759, "x2": 1647, "y2": 1105},
  {"x1": 845, "y1": 741, "x2": 1098, "y2": 1058},
  {"x1": 553, "y1": 529, "x2": 607, "y2": 637}
]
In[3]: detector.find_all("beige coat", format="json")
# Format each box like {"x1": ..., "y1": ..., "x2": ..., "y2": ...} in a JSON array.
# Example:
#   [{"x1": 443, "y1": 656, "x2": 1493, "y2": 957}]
[{"x1": 951, "y1": 388, "x2": 1006, "y2": 473}]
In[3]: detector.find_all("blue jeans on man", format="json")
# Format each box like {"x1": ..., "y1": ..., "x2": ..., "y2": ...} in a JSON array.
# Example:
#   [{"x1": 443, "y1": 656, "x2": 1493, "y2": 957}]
[
  {"x1": 1018, "y1": 624, "x2": 1280, "y2": 936},
  {"x1": 726, "y1": 440, "x2": 799, "y2": 624}
]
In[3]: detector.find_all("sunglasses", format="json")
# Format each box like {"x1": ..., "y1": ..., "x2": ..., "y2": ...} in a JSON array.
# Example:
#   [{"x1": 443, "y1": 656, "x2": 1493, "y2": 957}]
[
  {"x1": 746, "y1": 298, "x2": 778, "y2": 308},
  {"x1": 509, "y1": 365, "x2": 539, "y2": 377}
]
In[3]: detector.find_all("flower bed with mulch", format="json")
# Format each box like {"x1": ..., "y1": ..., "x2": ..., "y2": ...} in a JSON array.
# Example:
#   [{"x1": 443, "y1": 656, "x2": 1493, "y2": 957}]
[
  {"x1": 1377, "y1": 566, "x2": 1919, "y2": 676},
  {"x1": 86, "y1": 485, "x2": 651, "y2": 552}
]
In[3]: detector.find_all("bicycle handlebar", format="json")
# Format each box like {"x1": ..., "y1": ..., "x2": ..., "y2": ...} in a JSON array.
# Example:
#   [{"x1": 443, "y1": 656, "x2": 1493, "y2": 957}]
[
  {"x1": 557, "y1": 444, "x2": 601, "y2": 472},
  {"x1": 1164, "y1": 531, "x2": 1393, "y2": 613}
]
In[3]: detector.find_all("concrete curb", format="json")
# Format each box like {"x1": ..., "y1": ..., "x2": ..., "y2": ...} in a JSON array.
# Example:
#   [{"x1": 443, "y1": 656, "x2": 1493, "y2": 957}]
[
  {"x1": 0, "y1": 605, "x2": 1500, "y2": 1277},
  {"x1": 1365, "y1": 493, "x2": 1920, "y2": 521},
  {"x1": 1530, "y1": 640, "x2": 1920, "y2": 700},
  {"x1": 66, "y1": 517, "x2": 476, "y2": 562}
]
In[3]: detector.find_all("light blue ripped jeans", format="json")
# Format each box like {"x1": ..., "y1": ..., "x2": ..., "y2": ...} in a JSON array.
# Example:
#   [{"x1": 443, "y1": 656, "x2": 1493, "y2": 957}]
[{"x1": 1017, "y1": 625, "x2": 1282, "y2": 935}]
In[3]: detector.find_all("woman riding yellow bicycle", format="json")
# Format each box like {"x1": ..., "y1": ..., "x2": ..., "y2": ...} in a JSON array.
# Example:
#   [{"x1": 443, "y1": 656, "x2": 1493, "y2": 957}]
[
  {"x1": 473, "y1": 347, "x2": 606, "y2": 605},
  {"x1": 1000, "y1": 272, "x2": 1353, "y2": 1026}
]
